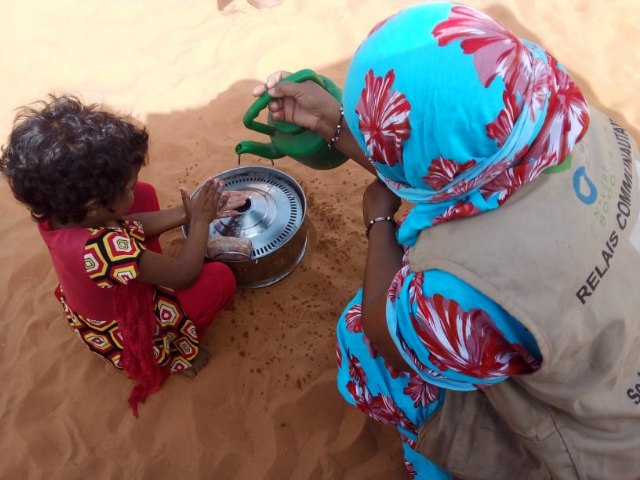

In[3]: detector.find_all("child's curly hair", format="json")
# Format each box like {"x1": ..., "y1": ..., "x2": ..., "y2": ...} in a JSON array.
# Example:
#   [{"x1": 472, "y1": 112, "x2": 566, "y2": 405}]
[{"x1": 0, "y1": 94, "x2": 149, "y2": 225}]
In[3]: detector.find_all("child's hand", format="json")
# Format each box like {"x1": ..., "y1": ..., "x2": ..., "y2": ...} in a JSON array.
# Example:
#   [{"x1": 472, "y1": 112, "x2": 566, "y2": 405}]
[
  {"x1": 218, "y1": 191, "x2": 249, "y2": 218},
  {"x1": 181, "y1": 183, "x2": 249, "y2": 222},
  {"x1": 181, "y1": 177, "x2": 226, "y2": 224}
]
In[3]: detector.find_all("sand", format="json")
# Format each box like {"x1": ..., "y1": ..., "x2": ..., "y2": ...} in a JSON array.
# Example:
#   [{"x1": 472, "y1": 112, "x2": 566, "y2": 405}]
[{"x1": 0, "y1": 1, "x2": 638, "y2": 479}]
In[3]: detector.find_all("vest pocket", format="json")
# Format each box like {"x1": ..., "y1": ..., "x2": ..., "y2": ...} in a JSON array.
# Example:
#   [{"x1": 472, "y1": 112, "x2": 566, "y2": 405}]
[
  {"x1": 418, "y1": 390, "x2": 552, "y2": 480},
  {"x1": 482, "y1": 381, "x2": 581, "y2": 479}
]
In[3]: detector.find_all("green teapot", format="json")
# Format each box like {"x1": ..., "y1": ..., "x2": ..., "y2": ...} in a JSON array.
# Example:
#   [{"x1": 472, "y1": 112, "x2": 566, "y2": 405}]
[{"x1": 235, "y1": 69, "x2": 348, "y2": 170}]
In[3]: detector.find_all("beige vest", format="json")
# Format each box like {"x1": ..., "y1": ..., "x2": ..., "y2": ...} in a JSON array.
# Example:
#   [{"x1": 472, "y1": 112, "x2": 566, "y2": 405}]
[{"x1": 409, "y1": 109, "x2": 640, "y2": 480}]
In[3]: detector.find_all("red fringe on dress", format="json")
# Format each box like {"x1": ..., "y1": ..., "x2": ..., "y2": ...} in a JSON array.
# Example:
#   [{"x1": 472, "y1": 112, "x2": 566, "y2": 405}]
[{"x1": 115, "y1": 280, "x2": 169, "y2": 417}]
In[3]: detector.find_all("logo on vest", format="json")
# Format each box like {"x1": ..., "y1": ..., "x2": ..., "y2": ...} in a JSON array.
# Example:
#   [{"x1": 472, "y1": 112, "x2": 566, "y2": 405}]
[
  {"x1": 573, "y1": 166, "x2": 598, "y2": 205},
  {"x1": 576, "y1": 120, "x2": 634, "y2": 305}
]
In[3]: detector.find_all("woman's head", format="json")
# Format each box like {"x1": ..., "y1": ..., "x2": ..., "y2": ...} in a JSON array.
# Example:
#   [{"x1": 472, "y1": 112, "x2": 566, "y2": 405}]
[
  {"x1": 342, "y1": 3, "x2": 590, "y2": 245},
  {"x1": 0, "y1": 94, "x2": 148, "y2": 225}
]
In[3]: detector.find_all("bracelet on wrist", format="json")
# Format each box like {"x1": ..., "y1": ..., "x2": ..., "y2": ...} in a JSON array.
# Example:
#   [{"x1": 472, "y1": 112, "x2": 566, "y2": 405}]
[
  {"x1": 327, "y1": 106, "x2": 344, "y2": 149},
  {"x1": 365, "y1": 215, "x2": 396, "y2": 238}
]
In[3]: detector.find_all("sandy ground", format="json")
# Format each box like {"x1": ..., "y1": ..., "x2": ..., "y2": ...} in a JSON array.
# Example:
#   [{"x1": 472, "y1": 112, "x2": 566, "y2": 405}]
[{"x1": 0, "y1": 1, "x2": 638, "y2": 479}]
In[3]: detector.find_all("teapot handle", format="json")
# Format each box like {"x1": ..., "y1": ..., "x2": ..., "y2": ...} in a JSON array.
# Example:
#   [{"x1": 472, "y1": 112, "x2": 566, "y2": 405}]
[{"x1": 242, "y1": 69, "x2": 329, "y2": 136}]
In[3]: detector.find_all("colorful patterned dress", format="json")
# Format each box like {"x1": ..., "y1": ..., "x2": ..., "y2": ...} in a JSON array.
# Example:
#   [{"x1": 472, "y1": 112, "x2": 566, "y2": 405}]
[{"x1": 41, "y1": 219, "x2": 201, "y2": 373}]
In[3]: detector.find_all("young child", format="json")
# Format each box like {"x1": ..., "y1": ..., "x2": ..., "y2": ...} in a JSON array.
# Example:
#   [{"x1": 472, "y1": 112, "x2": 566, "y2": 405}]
[{"x1": 0, "y1": 94, "x2": 245, "y2": 416}]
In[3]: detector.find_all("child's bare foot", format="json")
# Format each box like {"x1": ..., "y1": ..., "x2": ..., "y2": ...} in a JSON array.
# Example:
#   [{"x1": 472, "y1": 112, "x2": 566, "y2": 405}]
[{"x1": 180, "y1": 348, "x2": 211, "y2": 379}]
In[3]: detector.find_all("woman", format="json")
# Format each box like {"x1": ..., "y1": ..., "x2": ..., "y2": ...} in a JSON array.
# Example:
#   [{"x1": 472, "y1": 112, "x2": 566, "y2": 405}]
[{"x1": 254, "y1": 3, "x2": 640, "y2": 478}]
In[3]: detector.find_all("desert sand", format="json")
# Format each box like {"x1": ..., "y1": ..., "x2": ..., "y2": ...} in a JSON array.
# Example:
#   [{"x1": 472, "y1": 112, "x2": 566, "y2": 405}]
[{"x1": 0, "y1": 1, "x2": 638, "y2": 479}]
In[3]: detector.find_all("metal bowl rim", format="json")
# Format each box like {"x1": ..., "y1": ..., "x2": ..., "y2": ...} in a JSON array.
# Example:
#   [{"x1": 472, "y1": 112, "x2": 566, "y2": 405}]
[{"x1": 181, "y1": 166, "x2": 308, "y2": 258}]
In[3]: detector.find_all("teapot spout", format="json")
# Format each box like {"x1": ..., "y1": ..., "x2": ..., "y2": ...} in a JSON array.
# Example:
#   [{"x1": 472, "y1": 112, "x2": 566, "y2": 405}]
[{"x1": 235, "y1": 141, "x2": 283, "y2": 160}]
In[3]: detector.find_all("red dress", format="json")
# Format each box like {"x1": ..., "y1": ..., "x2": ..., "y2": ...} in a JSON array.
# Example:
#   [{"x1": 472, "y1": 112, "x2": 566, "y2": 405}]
[{"x1": 38, "y1": 181, "x2": 236, "y2": 374}]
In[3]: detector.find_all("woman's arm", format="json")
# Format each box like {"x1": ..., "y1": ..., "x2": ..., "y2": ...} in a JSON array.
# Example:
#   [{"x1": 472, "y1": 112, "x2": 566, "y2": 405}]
[
  {"x1": 361, "y1": 219, "x2": 410, "y2": 371},
  {"x1": 359, "y1": 180, "x2": 541, "y2": 379},
  {"x1": 359, "y1": 179, "x2": 411, "y2": 371},
  {"x1": 315, "y1": 105, "x2": 376, "y2": 175}
]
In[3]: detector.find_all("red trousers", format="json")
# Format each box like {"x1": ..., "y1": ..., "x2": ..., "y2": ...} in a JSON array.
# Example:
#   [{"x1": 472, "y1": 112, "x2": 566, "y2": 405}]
[{"x1": 129, "y1": 181, "x2": 236, "y2": 336}]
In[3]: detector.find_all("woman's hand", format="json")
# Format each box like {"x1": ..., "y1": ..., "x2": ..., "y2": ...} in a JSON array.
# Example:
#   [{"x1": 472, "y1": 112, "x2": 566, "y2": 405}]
[
  {"x1": 252, "y1": 70, "x2": 378, "y2": 176},
  {"x1": 362, "y1": 179, "x2": 402, "y2": 227},
  {"x1": 252, "y1": 71, "x2": 342, "y2": 140}
]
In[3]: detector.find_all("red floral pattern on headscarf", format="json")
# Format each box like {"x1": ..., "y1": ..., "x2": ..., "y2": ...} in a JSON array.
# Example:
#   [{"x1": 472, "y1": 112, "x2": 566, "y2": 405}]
[
  {"x1": 356, "y1": 69, "x2": 411, "y2": 167},
  {"x1": 403, "y1": 374, "x2": 440, "y2": 407},
  {"x1": 486, "y1": 91, "x2": 521, "y2": 146},
  {"x1": 430, "y1": 160, "x2": 508, "y2": 203},
  {"x1": 423, "y1": 157, "x2": 477, "y2": 190},
  {"x1": 422, "y1": 5, "x2": 589, "y2": 221},
  {"x1": 432, "y1": 201, "x2": 480, "y2": 225},
  {"x1": 432, "y1": 4, "x2": 534, "y2": 99}
]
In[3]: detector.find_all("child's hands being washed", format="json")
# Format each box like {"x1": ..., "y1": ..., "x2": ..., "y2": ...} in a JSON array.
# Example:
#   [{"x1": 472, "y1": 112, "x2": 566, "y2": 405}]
[
  {"x1": 180, "y1": 177, "x2": 226, "y2": 225},
  {"x1": 219, "y1": 190, "x2": 249, "y2": 218},
  {"x1": 180, "y1": 177, "x2": 248, "y2": 224},
  {"x1": 137, "y1": 176, "x2": 234, "y2": 290}
]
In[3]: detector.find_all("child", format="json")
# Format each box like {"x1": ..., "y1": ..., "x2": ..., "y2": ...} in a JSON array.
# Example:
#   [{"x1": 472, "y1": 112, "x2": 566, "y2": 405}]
[{"x1": 0, "y1": 94, "x2": 245, "y2": 416}]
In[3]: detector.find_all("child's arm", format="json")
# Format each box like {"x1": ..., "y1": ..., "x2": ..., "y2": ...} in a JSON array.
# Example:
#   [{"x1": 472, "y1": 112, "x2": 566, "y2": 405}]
[
  {"x1": 125, "y1": 206, "x2": 186, "y2": 238},
  {"x1": 125, "y1": 190, "x2": 247, "y2": 238},
  {"x1": 135, "y1": 177, "x2": 234, "y2": 289}
]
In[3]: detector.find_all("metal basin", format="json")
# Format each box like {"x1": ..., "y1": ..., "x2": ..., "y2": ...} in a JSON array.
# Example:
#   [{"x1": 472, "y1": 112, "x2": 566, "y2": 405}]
[{"x1": 183, "y1": 166, "x2": 307, "y2": 288}]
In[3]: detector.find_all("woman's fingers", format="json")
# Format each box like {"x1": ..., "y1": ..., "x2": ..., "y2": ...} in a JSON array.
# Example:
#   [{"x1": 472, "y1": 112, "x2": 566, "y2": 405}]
[
  {"x1": 267, "y1": 99, "x2": 283, "y2": 112},
  {"x1": 267, "y1": 70, "x2": 288, "y2": 87},
  {"x1": 251, "y1": 70, "x2": 291, "y2": 97}
]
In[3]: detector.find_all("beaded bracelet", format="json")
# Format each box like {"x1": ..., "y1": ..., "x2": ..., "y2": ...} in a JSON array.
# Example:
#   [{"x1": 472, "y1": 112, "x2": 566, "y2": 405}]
[
  {"x1": 365, "y1": 216, "x2": 396, "y2": 238},
  {"x1": 327, "y1": 106, "x2": 344, "y2": 149}
]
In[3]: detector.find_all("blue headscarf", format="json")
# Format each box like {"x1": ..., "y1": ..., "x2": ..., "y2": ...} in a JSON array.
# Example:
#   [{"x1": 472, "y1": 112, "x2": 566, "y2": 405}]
[{"x1": 342, "y1": 2, "x2": 590, "y2": 246}]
